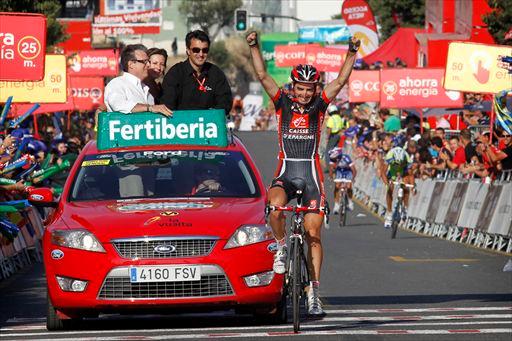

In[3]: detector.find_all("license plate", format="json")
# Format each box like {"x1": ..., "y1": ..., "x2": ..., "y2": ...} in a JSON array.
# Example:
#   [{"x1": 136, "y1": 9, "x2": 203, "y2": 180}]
[{"x1": 130, "y1": 266, "x2": 201, "y2": 283}]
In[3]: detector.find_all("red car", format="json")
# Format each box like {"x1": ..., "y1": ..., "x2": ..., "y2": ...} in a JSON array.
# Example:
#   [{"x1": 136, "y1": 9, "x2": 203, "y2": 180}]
[{"x1": 42, "y1": 137, "x2": 285, "y2": 330}]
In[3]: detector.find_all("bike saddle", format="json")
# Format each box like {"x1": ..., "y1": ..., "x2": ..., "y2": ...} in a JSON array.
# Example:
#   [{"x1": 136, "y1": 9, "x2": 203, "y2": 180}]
[{"x1": 290, "y1": 177, "x2": 306, "y2": 195}]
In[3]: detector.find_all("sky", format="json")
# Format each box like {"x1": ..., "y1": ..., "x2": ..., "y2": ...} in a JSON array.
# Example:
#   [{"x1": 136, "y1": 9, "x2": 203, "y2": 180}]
[{"x1": 296, "y1": 0, "x2": 343, "y2": 21}]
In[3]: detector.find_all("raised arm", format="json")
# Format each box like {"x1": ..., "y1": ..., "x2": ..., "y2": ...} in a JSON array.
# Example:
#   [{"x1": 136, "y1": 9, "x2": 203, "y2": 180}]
[
  {"x1": 246, "y1": 31, "x2": 280, "y2": 99},
  {"x1": 323, "y1": 37, "x2": 360, "y2": 102}
]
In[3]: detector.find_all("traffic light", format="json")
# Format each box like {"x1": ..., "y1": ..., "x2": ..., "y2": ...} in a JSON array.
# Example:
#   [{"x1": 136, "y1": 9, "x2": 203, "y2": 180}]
[{"x1": 235, "y1": 9, "x2": 248, "y2": 32}]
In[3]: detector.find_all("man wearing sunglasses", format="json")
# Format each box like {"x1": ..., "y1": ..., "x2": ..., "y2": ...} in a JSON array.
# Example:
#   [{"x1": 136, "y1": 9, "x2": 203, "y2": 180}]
[
  {"x1": 160, "y1": 30, "x2": 232, "y2": 117},
  {"x1": 105, "y1": 44, "x2": 172, "y2": 117},
  {"x1": 499, "y1": 131, "x2": 512, "y2": 171}
]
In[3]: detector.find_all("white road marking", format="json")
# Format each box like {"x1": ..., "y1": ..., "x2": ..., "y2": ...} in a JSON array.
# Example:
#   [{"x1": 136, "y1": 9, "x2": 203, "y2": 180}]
[{"x1": 1, "y1": 328, "x2": 511, "y2": 340}]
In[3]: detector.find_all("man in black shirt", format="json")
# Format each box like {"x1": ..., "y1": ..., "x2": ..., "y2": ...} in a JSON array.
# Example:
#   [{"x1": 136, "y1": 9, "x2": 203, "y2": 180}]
[
  {"x1": 160, "y1": 30, "x2": 232, "y2": 116},
  {"x1": 500, "y1": 131, "x2": 512, "y2": 171}
]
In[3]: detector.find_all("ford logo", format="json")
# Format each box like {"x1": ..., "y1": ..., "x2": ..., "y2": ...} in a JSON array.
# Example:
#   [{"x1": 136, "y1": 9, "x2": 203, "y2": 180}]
[
  {"x1": 30, "y1": 194, "x2": 44, "y2": 201},
  {"x1": 267, "y1": 242, "x2": 278, "y2": 253},
  {"x1": 51, "y1": 249, "x2": 64, "y2": 260},
  {"x1": 154, "y1": 244, "x2": 176, "y2": 254}
]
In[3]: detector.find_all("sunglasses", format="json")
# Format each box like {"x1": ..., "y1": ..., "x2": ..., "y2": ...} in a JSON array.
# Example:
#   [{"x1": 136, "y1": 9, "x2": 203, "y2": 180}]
[
  {"x1": 191, "y1": 47, "x2": 209, "y2": 54},
  {"x1": 132, "y1": 59, "x2": 149, "y2": 64},
  {"x1": 503, "y1": 134, "x2": 512, "y2": 138}
]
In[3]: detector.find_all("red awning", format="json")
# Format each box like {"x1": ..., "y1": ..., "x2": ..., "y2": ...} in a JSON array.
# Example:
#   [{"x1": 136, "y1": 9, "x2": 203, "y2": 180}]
[{"x1": 363, "y1": 28, "x2": 424, "y2": 68}]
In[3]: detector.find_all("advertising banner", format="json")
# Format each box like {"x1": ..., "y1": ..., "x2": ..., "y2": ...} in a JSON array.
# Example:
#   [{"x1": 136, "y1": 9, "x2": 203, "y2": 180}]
[
  {"x1": 274, "y1": 44, "x2": 348, "y2": 73},
  {"x1": 70, "y1": 77, "x2": 104, "y2": 111},
  {"x1": 9, "y1": 98, "x2": 74, "y2": 117},
  {"x1": 305, "y1": 46, "x2": 348, "y2": 73},
  {"x1": 349, "y1": 70, "x2": 380, "y2": 102},
  {"x1": 0, "y1": 12, "x2": 46, "y2": 81},
  {"x1": 435, "y1": 181, "x2": 457, "y2": 224},
  {"x1": 67, "y1": 50, "x2": 118, "y2": 77},
  {"x1": 0, "y1": 55, "x2": 67, "y2": 103},
  {"x1": 57, "y1": 20, "x2": 92, "y2": 53},
  {"x1": 298, "y1": 20, "x2": 351, "y2": 44},
  {"x1": 93, "y1": 0, "x2": 162, "y2": 36},
  {"x1": 97, "y1": 109, "x2": 228, "y2": 150},
  {"x1": 380, "y1": 68, "x2": 464, "y2": 109},
  {"x1": 425, "y1": 181, "x2": 445, "y2": 222},
  {"x1": 487, "y1": 183, "x2": 512, "y2": 236},
  {"x1": 274, "y1": 44, "x2": 316, "y2": 67},
  {"x1": 444, "y1": 182, "x2": 468, "y2": 225},
  {"x1": 341, "y1": 0, "x2": 379, "y2": 57},
  {"x1": 476, "y1": 185, "x2": 502, "y2": 231},
  {"x1": 457, "y1": 181, "x2": 487, "y2": 229},
  {"x1": 444, "y1": 42, "x2": 512, "y2": 93}
]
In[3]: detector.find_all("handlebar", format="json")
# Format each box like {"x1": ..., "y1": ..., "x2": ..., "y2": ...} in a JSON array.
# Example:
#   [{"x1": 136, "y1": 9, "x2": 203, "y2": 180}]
[
  {"x1": 265, "y1": 204, "x2": 330, "y2": 226},
  {"x1": 391, "y1": 180, "x2": 415, "y2": 188}
]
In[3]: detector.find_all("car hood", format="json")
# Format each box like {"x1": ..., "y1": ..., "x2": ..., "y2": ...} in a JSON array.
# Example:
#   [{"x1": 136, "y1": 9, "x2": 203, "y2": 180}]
[{"x1": 59, "y1": 197, "x2": 266, "y2": 242}]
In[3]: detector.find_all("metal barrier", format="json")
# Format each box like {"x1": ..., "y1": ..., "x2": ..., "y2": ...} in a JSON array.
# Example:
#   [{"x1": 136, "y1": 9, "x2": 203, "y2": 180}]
[
  {"x1": 352, "y1": 157, "x2": 512, "y2": 254},
  {"x1": 0, "y1": 206, "x2": 44, "y2": 280}
]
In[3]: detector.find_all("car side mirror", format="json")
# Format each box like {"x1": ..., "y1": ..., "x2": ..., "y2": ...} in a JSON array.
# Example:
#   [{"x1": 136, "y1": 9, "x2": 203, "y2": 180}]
[{"x1": 26, "y1": 187, "x2": 58, "y2": 208}]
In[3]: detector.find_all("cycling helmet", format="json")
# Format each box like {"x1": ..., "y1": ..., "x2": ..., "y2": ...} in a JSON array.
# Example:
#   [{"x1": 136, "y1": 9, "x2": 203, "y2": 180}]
[
  {"x1": 390, "y1": 146, "x2": 407, "y2": 162},
  {"x1": 291, "y1": 64, "x2": 320, "y2": 84},
  {"x1": 344, "y1": 126, "x2": 359, "y2": 138},
  {"x1": 328, "y1": 146, "x2": 343, "y2": 160}
]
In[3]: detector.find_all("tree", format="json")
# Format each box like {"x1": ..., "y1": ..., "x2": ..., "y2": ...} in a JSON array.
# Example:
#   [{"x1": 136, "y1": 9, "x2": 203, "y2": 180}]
[
  {"x1": 0, "y1": 0, "x2": 68, "y2": 49},
  {"x1": 368, "y1": 0, "x2": 425, "y2": 41},
  {"x1": 179, "y1": 0, "x2": 243, "y2": 42},
  {"x1": 483, "y1": 0, "x2": 512, "y2": 45}
]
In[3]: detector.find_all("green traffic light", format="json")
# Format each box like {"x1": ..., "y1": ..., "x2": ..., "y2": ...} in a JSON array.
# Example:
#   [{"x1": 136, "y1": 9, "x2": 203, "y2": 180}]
[{"x1": 237, "y1": 23, "x2": 246, "y2": 30}]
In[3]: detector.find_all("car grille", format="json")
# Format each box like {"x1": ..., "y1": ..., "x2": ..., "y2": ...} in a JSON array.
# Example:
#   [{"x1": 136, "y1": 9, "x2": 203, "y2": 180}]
[
  {"x1": 98, "y1": 266, "x2": 234, "y2": 300},
  {"x1": 112, "y1": 237, "x2": 217, "y2": 259}
]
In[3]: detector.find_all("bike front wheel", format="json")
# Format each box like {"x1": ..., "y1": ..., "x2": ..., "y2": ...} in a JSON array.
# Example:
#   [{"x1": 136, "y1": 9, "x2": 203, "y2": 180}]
[
  {"x1": 291, "y1": 238, "x2": 302, "y2": 333},
  {"x1": 391, "y1": 204, "x2": 401, "y2": 239}
]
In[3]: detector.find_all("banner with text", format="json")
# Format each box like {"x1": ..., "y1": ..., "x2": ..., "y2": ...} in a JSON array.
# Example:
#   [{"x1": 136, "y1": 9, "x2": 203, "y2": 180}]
[
  {"x1": 274, "y1": 44, "x2": 318, "y2": 67},
  {"x1": 305, "y1": 46, "x2": 348, "y2": 73},
  {"x1": 0, "y1": 12, "x2": 46, "y2": 82},
  {"x1": 341, "y1": 0, "x2": 379, "y2": 57},
  {"x1": 93, "y1": 0, "x2": 161, "y2": 36},
  {"x1": 70, "y1": 77, "x2": 104, "y2": 111},
  {"x1": 67, "y1": 50, "x2": 118, "y2": 77},
  {"x1": 349, "y1": 70, "x2": 380, "y2": 102},
  {"x1": 380, "y1": 68, "x2": 463, "y2": 108},
  {"x1": 298, "y1": 20, "x2": 351, "y2": 44},
  {"x1": 97, "y1": 109, "x2": 228, "y2": 150},
  {"x1": 0, "y1": 55, "x2": 67, "y2": 103},
  {"x1": 444, "y1": 42, "x2": 512, "y2": 93}
]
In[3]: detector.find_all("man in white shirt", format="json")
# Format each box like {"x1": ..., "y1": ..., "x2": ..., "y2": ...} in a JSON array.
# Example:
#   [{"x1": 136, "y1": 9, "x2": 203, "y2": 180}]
[{"x1": 104, "y1": 44, "x2": 172, "y2": 116}]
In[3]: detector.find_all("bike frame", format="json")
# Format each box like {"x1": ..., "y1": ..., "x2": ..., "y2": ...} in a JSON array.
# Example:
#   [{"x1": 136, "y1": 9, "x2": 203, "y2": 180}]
[{"x1": 266, "y1": 203, "x2": 328, "y2": 332}]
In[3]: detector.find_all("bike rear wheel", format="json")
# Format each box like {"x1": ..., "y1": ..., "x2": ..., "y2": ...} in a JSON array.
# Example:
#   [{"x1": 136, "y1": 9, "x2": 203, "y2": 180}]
[{"x1": 291, "y1": 238, "x2": 302, "y2": 333}]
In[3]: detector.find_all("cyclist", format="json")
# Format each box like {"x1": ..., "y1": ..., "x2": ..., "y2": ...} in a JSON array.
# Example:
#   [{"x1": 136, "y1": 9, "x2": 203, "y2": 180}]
[
  {"x1": 246, "y1": 31, "x2": 359, "y2": 315},
  {"x1": 328, "y1": 146, "x2": 357, "y2": 213},
  {"x1": 383, "y1": 138, "x2": 414, "y2": 228}
]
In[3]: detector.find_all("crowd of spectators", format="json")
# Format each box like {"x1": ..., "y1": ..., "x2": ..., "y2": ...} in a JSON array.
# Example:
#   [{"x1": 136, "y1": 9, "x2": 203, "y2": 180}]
[
  {"x1": 334, "y1": 102, "x2": 512, "y2": 183},
  {"x1": 0, "y1": 111, "x2": 95, "y2": 243}
]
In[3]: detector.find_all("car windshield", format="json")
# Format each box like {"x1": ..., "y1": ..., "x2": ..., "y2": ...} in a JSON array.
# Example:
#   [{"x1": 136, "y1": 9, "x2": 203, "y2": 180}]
[{"x1": 69, "y1": 150, "x2": 259, "y2": 201}]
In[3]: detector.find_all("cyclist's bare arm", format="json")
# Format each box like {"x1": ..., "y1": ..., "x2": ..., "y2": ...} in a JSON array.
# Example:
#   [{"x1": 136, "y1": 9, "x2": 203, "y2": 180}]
[
  {"x1": 246, "y1": 31, "x2": 280, "y2": 99},
  {"x1": 323, "y1": 37, "x2": 360, "y2": 102}
]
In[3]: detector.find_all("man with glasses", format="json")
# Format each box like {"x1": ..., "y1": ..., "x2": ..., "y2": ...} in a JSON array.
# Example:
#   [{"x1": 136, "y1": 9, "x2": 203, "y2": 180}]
[
  {"x1": 160, "y1": 30, "x2": 233, "y2": 117},
  {"x1": 499, "y1": 131, "x2": 512, "y2": 171},
  {"x1": 104, "y1": 44, "x2": 172, "y2": 116}
]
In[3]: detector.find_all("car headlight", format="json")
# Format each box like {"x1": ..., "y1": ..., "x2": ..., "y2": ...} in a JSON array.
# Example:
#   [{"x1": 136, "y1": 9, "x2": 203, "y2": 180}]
[
  {"x1": 51, "y1": 229, "x2": 106, "y2": 252},
  {"x1": 224, "y1": 224, "x2": 273, "y2": 249}
]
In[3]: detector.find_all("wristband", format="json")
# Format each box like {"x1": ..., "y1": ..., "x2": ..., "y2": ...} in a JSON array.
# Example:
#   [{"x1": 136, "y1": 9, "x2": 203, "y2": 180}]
[{"x1": 248, "y1": 40, "x2": 258, "y2": 47}]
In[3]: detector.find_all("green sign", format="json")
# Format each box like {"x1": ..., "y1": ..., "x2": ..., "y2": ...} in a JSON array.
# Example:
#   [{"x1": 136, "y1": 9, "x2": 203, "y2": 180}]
[{"x1": 97, "y1": 109, "x2": 228, "y2": 150}]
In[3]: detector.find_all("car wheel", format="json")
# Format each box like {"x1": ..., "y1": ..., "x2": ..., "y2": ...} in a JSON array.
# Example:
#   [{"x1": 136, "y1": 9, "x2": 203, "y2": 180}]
[
  {"x1": 253, "y1": 292, "x2": 288, "y2": 325},
  {"x1": 46, "y1": 295, "x2": 81, "y2": 331}
]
